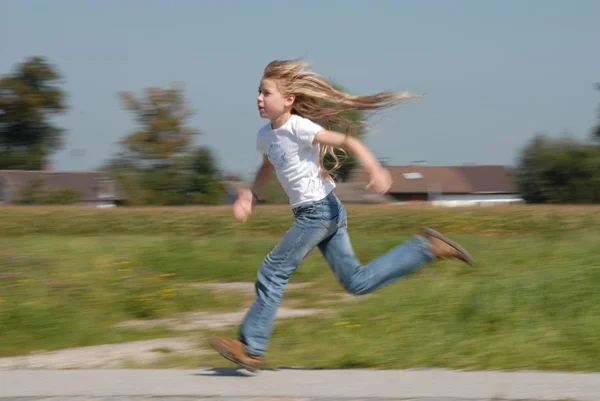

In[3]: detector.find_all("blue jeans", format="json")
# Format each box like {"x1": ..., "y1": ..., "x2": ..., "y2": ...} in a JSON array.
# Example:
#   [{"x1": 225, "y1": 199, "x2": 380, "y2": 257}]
[{"x1": 239, "y1": 190, "x2": 435, "y2": 356}]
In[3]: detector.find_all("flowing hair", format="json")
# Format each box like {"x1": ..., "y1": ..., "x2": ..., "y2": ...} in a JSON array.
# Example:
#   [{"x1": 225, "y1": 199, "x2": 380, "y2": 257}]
[{"x1": 262, "y1": 59, "x2": 420, "y2": 181}]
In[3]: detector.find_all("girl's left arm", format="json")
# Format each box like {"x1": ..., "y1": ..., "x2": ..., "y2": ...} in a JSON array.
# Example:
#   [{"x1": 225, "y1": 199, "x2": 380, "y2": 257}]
[{"x1": 313, "y1": 129, "x2": 392, "y2": 194}]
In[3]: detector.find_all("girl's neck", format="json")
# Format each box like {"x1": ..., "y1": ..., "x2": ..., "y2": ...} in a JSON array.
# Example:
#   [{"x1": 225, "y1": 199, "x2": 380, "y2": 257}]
[{"x1": 271, "y1": 112, "x2": 292, "y2": 129}]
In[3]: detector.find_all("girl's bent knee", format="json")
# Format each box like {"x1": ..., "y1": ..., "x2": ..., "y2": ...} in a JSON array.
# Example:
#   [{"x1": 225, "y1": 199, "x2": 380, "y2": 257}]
[{"x1": 344, "y1": 281, "x2": 369, "y2": 296}]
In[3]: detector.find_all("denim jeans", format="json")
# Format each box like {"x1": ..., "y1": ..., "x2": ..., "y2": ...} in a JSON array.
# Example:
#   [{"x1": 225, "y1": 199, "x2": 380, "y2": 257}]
[{"x1": 239, "y1": 190, "x2": 435, "y2": 356}]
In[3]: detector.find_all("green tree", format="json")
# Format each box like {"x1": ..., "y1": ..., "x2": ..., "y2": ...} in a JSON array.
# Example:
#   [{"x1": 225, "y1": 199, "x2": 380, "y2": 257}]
[
  {"x1": 320, "y1": 81, "x2": 366, "y2": 183},
  {"x1": 107, "y1": 84, "x2": 224, "y2": 205},
  {"x1": 0, "y1": 56, "x2": 68, "y2": 170},
  {"x1": 517, "y1": 134, "x2": 600, "y2": 203},
  {"x1": 117, "y1": 84, "x2": 200, "y2": 166},
  {"x1": 592, "y1": 83, "x2": 600, "y2": 144},
  {"x1": 516, "y1": 135, "x2": 548, "y2": 203},
  {"x1": 321, "y1": 107, "x2": 362, "y2": 182}
]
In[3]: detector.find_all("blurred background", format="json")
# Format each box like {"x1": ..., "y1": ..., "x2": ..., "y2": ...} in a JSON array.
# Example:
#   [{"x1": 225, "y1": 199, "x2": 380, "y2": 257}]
[
  {"x1": 1, "y1": 0, "x2": 599, "y2": 206},
  {"x1": 0, "y1": 0, "x2": 599, "y2": 373}
]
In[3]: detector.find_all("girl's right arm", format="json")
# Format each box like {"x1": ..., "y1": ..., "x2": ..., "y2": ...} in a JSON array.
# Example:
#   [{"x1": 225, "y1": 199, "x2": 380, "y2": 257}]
[
  {"x1": 250, "y1": 154, "x2": 274, "y2": 202},
  {"x1": 233, "y1": 155, "x2": 273, "y2": 222}
]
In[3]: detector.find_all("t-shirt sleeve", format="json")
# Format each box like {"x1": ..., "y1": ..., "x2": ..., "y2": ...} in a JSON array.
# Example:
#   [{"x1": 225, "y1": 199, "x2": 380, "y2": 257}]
[{"x1": 295, "y1": 117, "x2": 324, "y2": 147}]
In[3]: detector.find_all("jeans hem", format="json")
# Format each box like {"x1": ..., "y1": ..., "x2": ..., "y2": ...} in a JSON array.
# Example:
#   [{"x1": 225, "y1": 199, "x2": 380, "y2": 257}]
[{"x1": 415, "y1": 234, "x2": 435, "y2": 261}]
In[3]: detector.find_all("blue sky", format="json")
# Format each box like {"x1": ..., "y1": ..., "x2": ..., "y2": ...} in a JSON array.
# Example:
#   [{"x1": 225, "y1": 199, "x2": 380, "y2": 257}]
[{"x1": 2, "y1": 0, "x2": 599, "y2": 179}]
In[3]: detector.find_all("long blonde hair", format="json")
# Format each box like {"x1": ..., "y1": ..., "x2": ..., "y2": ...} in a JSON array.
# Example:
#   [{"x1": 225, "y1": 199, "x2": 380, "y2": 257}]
[{"x1": 262, "y1": 59, "x2": 420, "y2": 181}]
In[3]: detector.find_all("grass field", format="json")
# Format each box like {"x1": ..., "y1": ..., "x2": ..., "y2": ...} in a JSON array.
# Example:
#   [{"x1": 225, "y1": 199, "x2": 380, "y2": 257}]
[{"x1": 0, "y1": 205, "x2": 599, "y2": 371}]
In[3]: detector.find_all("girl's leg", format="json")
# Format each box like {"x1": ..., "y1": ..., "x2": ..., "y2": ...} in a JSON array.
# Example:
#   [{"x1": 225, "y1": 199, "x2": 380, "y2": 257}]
[
  {"x1": 317, "y1": 205, "x2": 435, "y2": 295},
  {"x1": 239, "y1": 202, "x2": 333, "y2": 356}
]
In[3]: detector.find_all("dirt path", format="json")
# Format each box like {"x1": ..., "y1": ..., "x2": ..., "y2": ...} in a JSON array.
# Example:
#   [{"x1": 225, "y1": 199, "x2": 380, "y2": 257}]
[
  {"x1": 0, "y1": 338, "x2": 201, "y2": 369},
  {"x1": 114, "y1": 306, "x2": 326, "y2": 331},
  {"x1": 0, "y1": 282, "x2": 332, "y2": 369}
]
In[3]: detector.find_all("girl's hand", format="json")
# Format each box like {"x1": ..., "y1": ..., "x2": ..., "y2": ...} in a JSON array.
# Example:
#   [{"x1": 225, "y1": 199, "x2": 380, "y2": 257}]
[
  {"x1": 365, "y1": 164, "x2": 393, "y2": 194},
  {"x1": 233, "y1": 187, "x2": 254, "y2": 222}
]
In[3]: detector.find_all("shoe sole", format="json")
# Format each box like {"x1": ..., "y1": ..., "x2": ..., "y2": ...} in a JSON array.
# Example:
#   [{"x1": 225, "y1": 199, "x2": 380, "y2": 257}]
[
  {"x1": 424, "y1": 227, "x2": 475, "y2": 265},
  {"x1": 209, "y1": 337, "x2": 260, "y2": 373}
]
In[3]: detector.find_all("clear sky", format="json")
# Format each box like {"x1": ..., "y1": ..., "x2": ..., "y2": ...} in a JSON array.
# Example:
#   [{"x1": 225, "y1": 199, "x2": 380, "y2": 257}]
[{"x1": 2, "y1": 0, "x2": 599, "y2": 179}]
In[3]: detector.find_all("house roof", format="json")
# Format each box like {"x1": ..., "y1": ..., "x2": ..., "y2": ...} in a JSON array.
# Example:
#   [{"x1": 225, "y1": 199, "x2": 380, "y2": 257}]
[
  {"x1": 220, "y1": 180, "x2": 394, "y2": 204},
  {"x1": 454, "y1": 165, "x2": 518, "y2": 193},
  {"x1": 331, "y1": 181, "x2": 397, "y2": 203},
  {"x1": 0, "y1": 170, "x2": 126, "y2": 202},
  {"x1": 348, "y1": 165, "x2": 519, "y2": 194}
]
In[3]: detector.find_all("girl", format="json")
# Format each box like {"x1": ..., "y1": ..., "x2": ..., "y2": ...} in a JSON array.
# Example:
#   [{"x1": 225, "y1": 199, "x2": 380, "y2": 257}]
[{"x1": 210, "y1": 60, "x2": 474, "y2": 372}]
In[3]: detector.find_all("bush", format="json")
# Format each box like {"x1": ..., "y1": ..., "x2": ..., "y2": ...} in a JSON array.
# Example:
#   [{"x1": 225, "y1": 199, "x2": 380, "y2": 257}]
[{"x1": 15, "y1": 177, "x2": 82, "y2": 205}]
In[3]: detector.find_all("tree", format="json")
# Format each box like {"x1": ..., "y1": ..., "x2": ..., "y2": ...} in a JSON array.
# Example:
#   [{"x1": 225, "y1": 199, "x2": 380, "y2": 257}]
[
  {"x1": 517, "y1": 85, "x2": 600, "y2": 204},
  {"x1": 592, "y1": 83, "x2": 600, "y2": 144},
  {"x1": 321, "y1": 107, "x2": 362, "y2": 182},
  {"x1": 107, "y1": 84, "x2": 224, "y2": 205},
  {"x1": 516, "y1": 135, "x2": 549, "y2": 203},
  {"x1": 0, "y1": 56, "x2": 68, "y2": 170},
  {"x1": 117, "y1": 84, "x2": 200, "y2": 166},
  {"x1": 320, "y1": 81, "x2": 365, "y2": 183},
  {"x1": 517, "y1": 134, "x2": 600, "y2": 203}
]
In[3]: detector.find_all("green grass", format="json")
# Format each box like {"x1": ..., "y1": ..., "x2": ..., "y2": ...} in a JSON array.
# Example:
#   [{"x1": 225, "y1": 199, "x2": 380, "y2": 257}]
[
  {"x1": 1, "y1": 227, "x2": 599, "y2": 371},
  {"x1": 0, "y1": 205, "x2": 599, "y2": 371},
  {"x1": 0, "y1": 235, "x2": 250, "y2": 357},
  {"x1": 2, "y1": 204, "x2": 600, "y2": 237},
  {"x1": 132, "y1": 232, "x2": 600, "y2": 373}
]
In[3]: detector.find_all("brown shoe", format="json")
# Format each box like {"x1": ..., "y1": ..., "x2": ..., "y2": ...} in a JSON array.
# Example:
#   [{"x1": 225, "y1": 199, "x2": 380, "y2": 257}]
[
  {"x1": 209, "y1": 336, "x2": 264, "y2": 372},
  {"x1": 423, "y1": 227, "x2": 474, "y2": 265}
]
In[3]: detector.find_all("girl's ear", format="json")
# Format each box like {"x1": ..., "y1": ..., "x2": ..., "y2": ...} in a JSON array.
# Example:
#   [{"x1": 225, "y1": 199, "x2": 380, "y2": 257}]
[{"x1": 285, "y1": 93, "x2": 295, "y2": 107}]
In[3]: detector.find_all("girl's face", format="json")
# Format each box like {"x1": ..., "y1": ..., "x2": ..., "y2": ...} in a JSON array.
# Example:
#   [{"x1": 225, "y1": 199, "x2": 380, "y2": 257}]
[{"x1": 257, "y1": 78, "x2": 294, "y2": 120}]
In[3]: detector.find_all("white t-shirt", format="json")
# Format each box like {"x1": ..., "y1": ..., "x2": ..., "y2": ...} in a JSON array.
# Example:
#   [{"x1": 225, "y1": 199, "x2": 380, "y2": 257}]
[{"x1": 256, "y1": 114, "x2": 336, "y2": 208}]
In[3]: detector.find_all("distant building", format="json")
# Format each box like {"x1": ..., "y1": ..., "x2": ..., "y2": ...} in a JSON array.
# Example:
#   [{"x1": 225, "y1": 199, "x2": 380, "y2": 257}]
[
  {"x1": 326, "y1": 181, "x2": 397, "y2": 204},
  {"x1": 343, "y1": 165, "x2": 523, "y2": 206},
  {"x1": 0, "y1": 170, "x2": 126, "y2": 207},
  {"x1": 221, "y1": 165, "x2": 523, "y2": 207}
]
